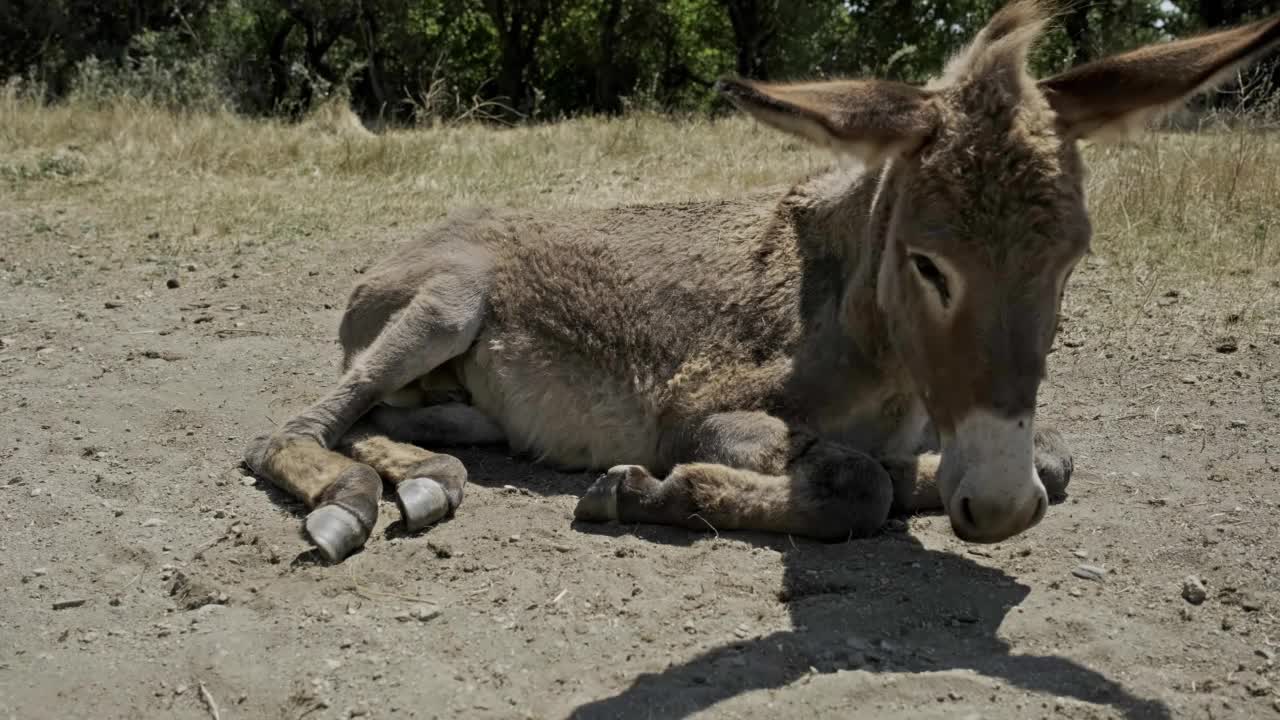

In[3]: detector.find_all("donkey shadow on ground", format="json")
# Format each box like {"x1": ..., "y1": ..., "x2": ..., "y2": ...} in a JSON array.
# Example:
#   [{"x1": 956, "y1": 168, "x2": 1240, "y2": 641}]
[{"x1": 449, "y1": 448, "x2": 1171, "y2": 720}]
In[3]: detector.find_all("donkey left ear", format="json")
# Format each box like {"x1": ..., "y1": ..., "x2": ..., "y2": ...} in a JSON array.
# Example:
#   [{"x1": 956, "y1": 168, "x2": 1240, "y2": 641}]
[
  {"x1": 1039, "y1": 13, "x2": 1280, "y2": 141},
  {"x1": 717, "y1": 76, "x2": 938, "y2": 167}
]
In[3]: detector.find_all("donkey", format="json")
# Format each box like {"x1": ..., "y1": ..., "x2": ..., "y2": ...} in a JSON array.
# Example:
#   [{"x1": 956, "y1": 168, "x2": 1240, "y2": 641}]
[{"x1": 245, "y1": 1, "x2": 1280, "y2": 563}]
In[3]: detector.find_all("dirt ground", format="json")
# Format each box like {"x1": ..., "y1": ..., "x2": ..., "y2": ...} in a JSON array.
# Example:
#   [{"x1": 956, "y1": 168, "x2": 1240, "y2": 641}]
[{"x1": 2, "y1": 114, "x2": 1279, "y2": 720}]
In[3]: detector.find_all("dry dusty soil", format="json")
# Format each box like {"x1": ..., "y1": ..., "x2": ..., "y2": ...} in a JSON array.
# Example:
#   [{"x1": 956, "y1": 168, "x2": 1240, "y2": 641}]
[{"x1": 2, "y1": 126, "x2": 1279, "y2": 720}]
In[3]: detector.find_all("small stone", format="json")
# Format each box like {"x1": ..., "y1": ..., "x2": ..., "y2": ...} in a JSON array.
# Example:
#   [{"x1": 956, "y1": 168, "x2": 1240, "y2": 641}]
[
  {"x1": 1215, "y1": 337, "x2": 1239, "y2": 354},
  {"x1": 165, "y1": 278, "x2": 180, "y2": 289},
  {"x1": 411, "y1": 607, "x2": 441, "y2": 622},
  {"x1": 1247, "y1": 678, "x2": 1272, "y2": 697},
  {"x1": 1242, "y1": 594, "x2": 1264, "y2": 612},
  {"x1": 104, "y1": 301, "x2": 123, "y2": 309},
  {"x1": 52, "y1": 598, "x2": 88, "y2": 610},
  {"x1": 948, "y1": 691, "x2": 963, "y2": 701},
  {"x1": 507, "y1": 534, "x2": 520, "y2": 543},
  {"x1": 32, "y1": 567, "x2": 48, "y2": 577},
  {"x1": 1208, "y1": 473, "x2": 1230, "y2": 483},
  {"x1": 240, "y1": 475, "x2": 256, "y2": 486},
  {"x1": 1180, "y1": 375, "x2": 1198, "y2": 385},
  {"x1": 182, "y1": 262, "x2": 198, "y2": 271},
  {"x1": 1072, "y1": 564, "x2": 1105, "y2": 582},
  {"x1": 1257, "y1": 647, "x2": 1275, "y2": 662},
  {"x1": 1222, "y1": 617, "x2": 1235, "y2": 631},
  {"x1": 1073, "y1": 550, "x2": 1089, "y2": 559},
  {"x1": 1183, "y1": 576, "x2": 1208, "y2": 604},
  {"x1": 1271, "y1": 699, "x2": 1280, "y2": 714},
  {"x1": 29, "y1": 487, "x2": 43, "y2": 497},
  {"x1": 174, "y1": 684, "x2": 188, "y2": 696},
  {"x1": 141, "y1": 518, "x2": 165, "y2": 527}
]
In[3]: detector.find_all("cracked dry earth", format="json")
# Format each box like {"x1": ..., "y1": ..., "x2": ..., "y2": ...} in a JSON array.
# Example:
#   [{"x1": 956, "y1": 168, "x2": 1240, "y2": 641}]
[{"x1": 1, "y1": 196, "x2": 1279, "y2": 720}]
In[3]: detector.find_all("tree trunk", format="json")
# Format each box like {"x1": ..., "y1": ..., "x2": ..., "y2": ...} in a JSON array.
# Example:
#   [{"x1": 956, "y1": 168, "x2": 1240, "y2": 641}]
[
  {"x1": 1064, "y1": 0, "x2": 1093, "y2": 64},
  {"x1": 595, "y1": 0, "x2": 624, "y2": 113},
  {"x1": 484, "y1": 0, "x2": 556, "y2": 116},
  {"x1": 267, "y1": 17, "x2": 296, "y2": 113},
  {"x1": 720, "y1": 0, "x2": 776, "y2": 80}
]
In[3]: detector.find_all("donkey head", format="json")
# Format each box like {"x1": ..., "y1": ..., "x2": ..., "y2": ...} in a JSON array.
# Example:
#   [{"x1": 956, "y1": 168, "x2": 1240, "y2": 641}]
[{"x1": 720, "y1": 1, "x2": 1280, "y2": 543}]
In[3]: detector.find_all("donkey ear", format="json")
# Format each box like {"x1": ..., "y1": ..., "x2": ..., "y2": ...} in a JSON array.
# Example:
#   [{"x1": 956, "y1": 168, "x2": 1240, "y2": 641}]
[
  {"x1": 716, "y1": 76, "x2": 938, "y2": 167},
  {"x1": 1040, "y1": 13, "x2": 1280, "y2": 141}
]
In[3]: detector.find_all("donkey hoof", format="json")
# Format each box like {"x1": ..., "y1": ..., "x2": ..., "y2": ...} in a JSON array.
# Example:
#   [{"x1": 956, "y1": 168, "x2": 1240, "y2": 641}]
[
  {"x1": 574, "y1": 465, "x2": 639, "y2": 522},
  {"x1": 396, "y1": 477, "x2": 450, "y2": 532},
  {"x1": 305, "y1": 504, "x2": 369, "y2": 563}
]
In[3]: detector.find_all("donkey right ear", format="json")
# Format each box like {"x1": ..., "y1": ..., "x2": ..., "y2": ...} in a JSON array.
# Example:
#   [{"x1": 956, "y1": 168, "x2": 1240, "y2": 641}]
[{"x1": 717, "y1": 77, "x2": 938, "y2": 167}]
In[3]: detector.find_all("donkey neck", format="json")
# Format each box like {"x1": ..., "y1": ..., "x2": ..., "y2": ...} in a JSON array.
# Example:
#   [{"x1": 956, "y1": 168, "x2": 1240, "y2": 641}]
[{"x1": 779, "y1": 162, "x2": 914, "y2": 438}]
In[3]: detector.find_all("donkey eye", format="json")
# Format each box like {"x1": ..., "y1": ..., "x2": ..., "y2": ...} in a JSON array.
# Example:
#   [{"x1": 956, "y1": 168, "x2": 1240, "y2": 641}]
[{"x1": 910, "y1": 253, "x2": 951, "y2": 306}]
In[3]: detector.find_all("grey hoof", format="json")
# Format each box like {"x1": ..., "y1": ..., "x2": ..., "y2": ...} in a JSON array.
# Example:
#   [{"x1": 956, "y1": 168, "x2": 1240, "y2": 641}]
[
  {"x1": 396, "y1": 477, "x2": 450, "y2": 532},
  {"x1": 574, "y1": 466, "x2": 632, "y2": 522},
  {"x1": 305, "y1": 504, "x2": 369, "y2": 563}
]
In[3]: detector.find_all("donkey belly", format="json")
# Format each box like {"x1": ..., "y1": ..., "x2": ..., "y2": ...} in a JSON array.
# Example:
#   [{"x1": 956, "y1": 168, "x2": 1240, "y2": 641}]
[{"x1": 454, "y1": 328, "x2": 665, "y2": 472}]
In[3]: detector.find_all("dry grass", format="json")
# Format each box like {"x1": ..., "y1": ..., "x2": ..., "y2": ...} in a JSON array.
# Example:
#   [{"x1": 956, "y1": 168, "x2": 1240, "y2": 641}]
[{"x1": 1, "y1": 94, "x2": 1277, "y2": 289}]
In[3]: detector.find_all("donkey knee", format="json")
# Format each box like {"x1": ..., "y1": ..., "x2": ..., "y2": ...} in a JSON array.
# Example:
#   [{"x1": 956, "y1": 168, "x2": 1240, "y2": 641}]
[
  {"x1": 802, "y1": 447, "x2": 894, "y2": 540},
  {"x1": 1034, "y1": 428, "x2": 1073, "y2": 501}
]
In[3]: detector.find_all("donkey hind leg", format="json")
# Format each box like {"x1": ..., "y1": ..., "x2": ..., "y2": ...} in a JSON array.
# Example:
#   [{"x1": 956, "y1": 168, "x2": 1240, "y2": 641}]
[
  {"x1": 244, "y1": 291, "x2": 483, "y2": 562},
  {"x1": 575, "y1": 412, "x2": 894, "y2": 540},
  {"x1": 337, "y1": 405, "x2": 506, "y2": 532}
]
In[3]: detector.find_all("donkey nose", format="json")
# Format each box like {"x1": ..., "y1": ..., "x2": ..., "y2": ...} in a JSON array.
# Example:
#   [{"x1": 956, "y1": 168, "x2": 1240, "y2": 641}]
[{"x1": 951, "y1": 485, "x2": 1047, "y2": 544}]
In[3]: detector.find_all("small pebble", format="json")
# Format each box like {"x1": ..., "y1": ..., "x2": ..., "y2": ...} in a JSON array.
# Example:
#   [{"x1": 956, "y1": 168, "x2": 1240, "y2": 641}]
[
  {"x1": 240, "y1": 475, "x2": 256, "y2": 486},
  {"x1": 1242, "y1": 594, "x2": 1264, "y2": 612},
  {"x1": 165, "y1": 278, "x2": 180, "y2": 289},
  {"x1": 1073, "y1": 550, "x2": 1089, "y2": 559},
  {"x1": 104, "y1": 301, "x2": 123, "y2": 309},
  {"x1": 1247, "y1": 678, "x2": 1272, "y2": 697},
  {"x1": 1182, "y1": 576, "x2": 1208, "y2": 605},
  {"x1": 1259, "y1": 648, "x2": 1276, "y2": 662},
  {"x1": 141, "y1": 518, "x2": 165, "y2": 527},
  {"x1": 182, "y1": 262, "x2": 198, "y2": 271},
  {"x1": 411, "y1": 607, "x2": 441, "y2": 622},
  {"x1": 1072, "y1": 564, "x2": 1105, "y2": 582},
  {"x1": 32, "y1": 567, "x2": 48, "y2": 577}
]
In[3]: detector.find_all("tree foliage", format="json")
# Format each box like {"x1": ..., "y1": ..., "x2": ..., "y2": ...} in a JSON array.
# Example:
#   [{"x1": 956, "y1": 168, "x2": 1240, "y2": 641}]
[{"x1": 2, "y1": 0, "x2": 1276, "y2": 122}]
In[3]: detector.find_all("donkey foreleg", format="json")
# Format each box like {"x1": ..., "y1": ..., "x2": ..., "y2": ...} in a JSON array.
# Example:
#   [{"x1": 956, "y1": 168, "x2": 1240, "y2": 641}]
[{"x1": 575, "y1": 412, "x2": 894, "y2": 540}]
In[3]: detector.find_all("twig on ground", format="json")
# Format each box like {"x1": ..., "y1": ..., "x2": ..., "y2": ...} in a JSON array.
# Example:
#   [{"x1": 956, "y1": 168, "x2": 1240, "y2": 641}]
[
  {"x1": 688, "y1": 513, "x2": 719, "y2": 539},
  {"x1": 198, "y1": 682, "x2": 222, "y2": 720}
]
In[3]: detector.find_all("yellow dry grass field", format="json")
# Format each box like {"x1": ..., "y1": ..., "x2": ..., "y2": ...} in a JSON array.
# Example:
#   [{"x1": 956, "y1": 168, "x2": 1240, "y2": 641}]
[{"x1": 1, "y1": 96, "x2": 1278, "y2": 720}]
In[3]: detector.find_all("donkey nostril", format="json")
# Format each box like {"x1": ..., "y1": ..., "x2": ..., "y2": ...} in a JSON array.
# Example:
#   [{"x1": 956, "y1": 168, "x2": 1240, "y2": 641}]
[{"x1": 960, "y1": 496, "x2": 976, "y2": 527}]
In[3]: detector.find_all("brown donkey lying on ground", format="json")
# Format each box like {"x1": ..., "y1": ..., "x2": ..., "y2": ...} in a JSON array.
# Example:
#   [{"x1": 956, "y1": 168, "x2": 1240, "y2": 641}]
[{"x1": 245, "y1": 1, "x2": 1280, "y2": 562}]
